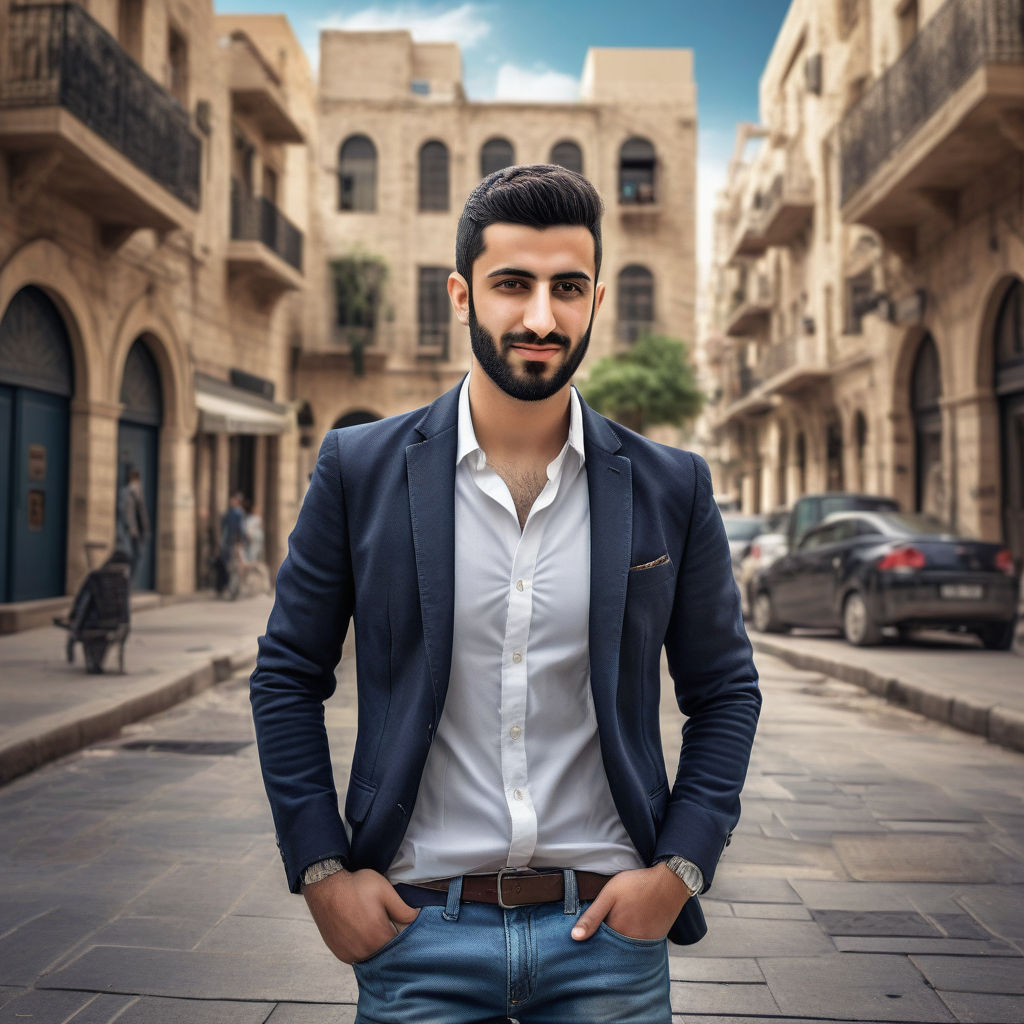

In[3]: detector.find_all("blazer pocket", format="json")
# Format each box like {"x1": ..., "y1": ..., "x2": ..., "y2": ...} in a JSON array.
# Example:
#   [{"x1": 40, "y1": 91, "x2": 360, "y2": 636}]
[
  {"x1": 628, "y1": 553, "x2": 674, "y2": 593},
  {"x1": 344, "y1": 771, "x2": 378, "y2": 826}
]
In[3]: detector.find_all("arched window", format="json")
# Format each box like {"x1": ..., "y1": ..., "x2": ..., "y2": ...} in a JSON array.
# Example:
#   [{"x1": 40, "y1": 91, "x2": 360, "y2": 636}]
[
  {"x1": 911, "y1": 334, "x2": 943, "y2": 514},
  {"x1": 617, "y1": 265, "x2": 654, "y2": 343},
  {"x1": 619, "y1": 137, "x2": 656, "y2": 204},
  {"x1": 333, "y1": 410, "x2": 380, "y2": 429},
  {"x1": 338, "y1": 135, "x2": 377, "y2": 212},
  {"x1": 550, "y1": 140, "x2": 583, "y2": 175},
  {"x1": 826, "y1": 414, "x2": 844, "y2": 491},
  {"x1": 480, "y1": 137, "x2": 515, "y2": 178},
  {"x1": 418, "y1": 140, "x2": 449, "y2": 212}
]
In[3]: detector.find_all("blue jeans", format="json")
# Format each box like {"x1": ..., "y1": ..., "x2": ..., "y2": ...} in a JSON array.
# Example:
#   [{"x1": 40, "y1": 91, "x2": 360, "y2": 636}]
[{"x1": 352, "y1": 875, "x2": 671, "y2": 1023}]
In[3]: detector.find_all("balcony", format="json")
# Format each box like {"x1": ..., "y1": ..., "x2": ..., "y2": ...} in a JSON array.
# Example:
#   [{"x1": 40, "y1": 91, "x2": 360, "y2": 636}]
[
  {"x1": 717, "y1": 363, "x2": 775, "y2": 424},
  {"x1": 0, "y1": 3, "x2": 200, "y2": 238},
  {"x1": 228, "y1": 32, "x2": 304, "y2": 144},
  {"x1": 228, "y1": 180, "x2": 304, "y2": 297},
  {"x1": 760, "y1": 162, "x2": 814, "y2": 248},
  {"x1": 840, "y1": 0, "x2": 1024, "y2": 235},
  {"x1": 725, "y1": 278, "x2": 772, "y2": 337},
  {"x1": 757, "y1": 334, "x2": 830, "y2": 394},
  {"x1": 727, "y1": 205, "x2": 768, "y2": 262}
]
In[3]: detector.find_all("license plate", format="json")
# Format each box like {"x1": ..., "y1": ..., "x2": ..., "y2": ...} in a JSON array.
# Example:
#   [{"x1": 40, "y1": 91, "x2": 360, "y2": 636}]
[{"x1": 940, "y1": 584, "x2": 983, "y2": 600}]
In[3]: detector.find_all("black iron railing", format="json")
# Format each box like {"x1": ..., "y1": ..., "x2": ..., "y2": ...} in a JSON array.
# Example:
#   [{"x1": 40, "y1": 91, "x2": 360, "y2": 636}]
[
  {"x1": 840, "y1": 0, "x2": 1024, "y2": 205},
  {"x1": 0, "y1": 3, "x2": 201, "y2": 210},
  {"x1": 230, "y1": 180, "x2": 304, "y2": 272}
]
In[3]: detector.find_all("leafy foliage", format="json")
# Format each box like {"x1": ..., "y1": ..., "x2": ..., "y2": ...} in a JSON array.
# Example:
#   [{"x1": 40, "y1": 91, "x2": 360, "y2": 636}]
[
  {"x1": 581, "y1": 334, "x2": 704, "y2": 434},
  {"x1": 328, "y1": 253, "x2": 388, "y2": 376}
]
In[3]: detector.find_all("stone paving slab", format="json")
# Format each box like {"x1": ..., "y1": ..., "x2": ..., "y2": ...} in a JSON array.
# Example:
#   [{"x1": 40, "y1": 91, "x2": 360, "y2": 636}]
[
  {"x1": 113, "y1": 996, "x2": 274, "y2": 1024},
  {"x1": 266, "y1": 1006, "x2": 357, "y2": 1024},
  {"x1": 909, "y1": 954, "x2": 1024, "y2": 993},
  {"x1": 832, "y1": 834, "x2": 1024, "y2": 883},
  {"x1": 834, "y1": 936, "x2": 1020, "y2": 956},
  {"x1": 955, "y1": 886, "x2": 1024, "y2": 941},
  {"x1": 731, "y1": 902, "x2": 812, "y2": 920},
  {"x1": 673, "y1": 917, "x2": 835, "y2": 959},
  {"x1": 667, "y1": 958, "x2": 764, "y2": 983},
  {"x1": 0, "y1": 988, "x2": 96, "y2": 1022},
  {"x1": 0, "y1": 907, "x2": 111, "y2": 986},
  {"x1": 39, "y1": 946, "x2": 360, "y2": 1004},
  {"x1": 811, "y1": 909, "x2": 940, "y2": 937},
  {"x1": 669, "y1": 980, "x2": 780, "y2": 1016},
  {"x1": 937, "y1": 991, "x2": 1024, "y2": 1023},
  {"x1": 61, "y1": 994, "x2": 137, "y2": 1024},
  {"x1": 759, "y1": 953, "x2": 956, "y2": 1022},
  {"x1": 87, "y1": 914, "x2": 215, "y2": 951}
]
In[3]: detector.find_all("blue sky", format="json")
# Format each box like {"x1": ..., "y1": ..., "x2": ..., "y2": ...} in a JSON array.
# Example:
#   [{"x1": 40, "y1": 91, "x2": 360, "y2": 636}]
[{"x1": 215, "y1": 0, "x2": 793, "y2": 268}]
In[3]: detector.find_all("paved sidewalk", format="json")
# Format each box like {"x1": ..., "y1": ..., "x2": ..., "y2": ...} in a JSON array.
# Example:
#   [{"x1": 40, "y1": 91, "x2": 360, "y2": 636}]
[
  {"x1": 0, "y1": 593, "x2": 273, "y2": 785},
  {"x1": 750, "y1": 629, "x2": 1024, "y2": 754}
]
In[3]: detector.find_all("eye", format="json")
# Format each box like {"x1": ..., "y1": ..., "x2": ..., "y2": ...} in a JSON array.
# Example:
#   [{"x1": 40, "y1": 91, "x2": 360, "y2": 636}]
[
  {"x1": 554, "y1": 280, "x2": 584, "y2": 294},
  {"x1": 496, "y1": 279, "x2": 526, "y2": 290}
]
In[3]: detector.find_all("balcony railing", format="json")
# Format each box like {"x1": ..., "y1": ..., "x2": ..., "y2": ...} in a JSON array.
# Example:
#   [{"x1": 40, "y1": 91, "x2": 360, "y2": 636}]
[
  {"x1": 0, "y1": 3, "x2": 201, "y2": 210},
  {"x1": 230, "y1": 181, "x2": 303, "y2": 272},
  {"x1": 840, "y1": 0, "x2": 1024, "y2": 205},
  {"x1": 757, "y1": 335, "x2": 798, "y2": 381}
]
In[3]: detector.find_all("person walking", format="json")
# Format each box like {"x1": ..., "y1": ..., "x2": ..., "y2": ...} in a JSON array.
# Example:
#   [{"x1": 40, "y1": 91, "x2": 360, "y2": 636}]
[
  {"x1": 250, "y1": 165, "x2": 761, "y2": 1023},
  {"x1": 217, "y1": 492, "x2": 247, "y2": 598},
  {"x1": 115, "y1": 467, "x2": 149, "y2": 581}
]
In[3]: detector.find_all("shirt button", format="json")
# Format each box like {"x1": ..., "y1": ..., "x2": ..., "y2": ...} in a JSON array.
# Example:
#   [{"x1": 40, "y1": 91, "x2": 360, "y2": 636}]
[
  {"x1": 513, "y1": 788, "x2": 523, "y2": 801},
  {"x1": 509, "y1": 725, "x2": 522, "y2": 740},
  {"x1": 512, "y1": 651, "x2": 522, "y2": 664},
  {"x1": 515, "y1": 580, "x2": 525, "y2": 592}
]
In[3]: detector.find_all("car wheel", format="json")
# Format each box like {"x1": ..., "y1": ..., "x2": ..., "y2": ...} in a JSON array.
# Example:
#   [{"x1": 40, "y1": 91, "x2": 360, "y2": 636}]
[
  {"x1": 977, "y1": 620, "x2": 1016, "y2": 651},
  {"x1": 753, "y1": 591, "x2": 784, "y2": 633},
  {"x1": 843, "y1": 591, "x2": 882, "y2": 647}
]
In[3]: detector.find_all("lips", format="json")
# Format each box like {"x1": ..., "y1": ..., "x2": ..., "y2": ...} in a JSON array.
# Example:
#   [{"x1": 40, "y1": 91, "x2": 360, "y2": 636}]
[{"x1": 510, "y1": 344, "x2": 564, "y2": 362}]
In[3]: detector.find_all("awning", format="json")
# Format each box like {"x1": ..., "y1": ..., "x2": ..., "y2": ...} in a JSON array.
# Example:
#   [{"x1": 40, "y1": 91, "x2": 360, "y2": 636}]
[{"x1": 195, "y1": 380, "x2": 291, "y2": 435}]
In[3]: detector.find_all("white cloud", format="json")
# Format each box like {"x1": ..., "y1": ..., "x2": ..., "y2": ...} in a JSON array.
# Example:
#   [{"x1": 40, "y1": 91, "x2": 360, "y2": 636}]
[
  {"x1": 319, "y1": 3, "x2": 491, "y2": 49},
  {"x1": 696, "y1": 156, "x2": 728, "y2": 280},
  {"x1": 494, "y1": 62, "x2": 579, "y2": 103}
]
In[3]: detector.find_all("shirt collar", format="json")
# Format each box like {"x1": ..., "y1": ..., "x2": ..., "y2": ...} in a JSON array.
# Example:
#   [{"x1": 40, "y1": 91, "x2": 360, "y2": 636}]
[{"x1": 457, "y1": 373, "x2": 586, "y2": 471}]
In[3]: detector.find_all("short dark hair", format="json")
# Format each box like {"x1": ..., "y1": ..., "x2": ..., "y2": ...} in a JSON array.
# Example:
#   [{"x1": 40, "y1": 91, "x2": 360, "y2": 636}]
[{"x1": 455, "y1": 164, "x2": 604, "y2": 283}]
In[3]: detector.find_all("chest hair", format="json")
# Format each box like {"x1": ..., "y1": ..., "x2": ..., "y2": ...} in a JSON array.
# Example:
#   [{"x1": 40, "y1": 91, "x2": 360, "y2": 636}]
[{"x1": 487, "y1": 459, "x2": 548, "y2": 530}]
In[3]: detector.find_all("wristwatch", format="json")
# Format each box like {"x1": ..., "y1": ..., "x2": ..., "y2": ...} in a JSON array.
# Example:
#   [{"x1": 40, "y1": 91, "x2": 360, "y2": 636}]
[
  {"x1": 660, "y1": 855, "x2": 704, "y2": 898},
  {"x1": 301, "y1": 857, "x2": 347, "y2": 887}
]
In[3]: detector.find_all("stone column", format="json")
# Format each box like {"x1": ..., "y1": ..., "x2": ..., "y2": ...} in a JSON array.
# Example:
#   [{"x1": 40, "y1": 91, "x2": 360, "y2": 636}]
[{"x1": 157, "y1": 425, "x2": 196, "y2": 594}]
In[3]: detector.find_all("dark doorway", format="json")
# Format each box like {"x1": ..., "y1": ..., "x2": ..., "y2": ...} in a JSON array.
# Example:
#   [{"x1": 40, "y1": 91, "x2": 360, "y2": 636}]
[
  {"x1": 911, "y1": 334, "x2": 943, "y2": 514},
  {"x1": 995, "y1": 280, "x2": 1024, "y2": 569}
]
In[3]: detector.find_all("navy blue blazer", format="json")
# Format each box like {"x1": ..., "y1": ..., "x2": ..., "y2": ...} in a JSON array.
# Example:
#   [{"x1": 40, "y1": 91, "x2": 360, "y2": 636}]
[{"x1": 250, "y1": 382, "x2": 761, "y2": 945}]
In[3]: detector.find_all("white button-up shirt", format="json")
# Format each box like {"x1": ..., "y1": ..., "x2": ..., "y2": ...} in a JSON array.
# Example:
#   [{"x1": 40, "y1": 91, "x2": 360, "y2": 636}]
[{"x1": 389, "y1": 377, "x2": 643, "y2": 882}]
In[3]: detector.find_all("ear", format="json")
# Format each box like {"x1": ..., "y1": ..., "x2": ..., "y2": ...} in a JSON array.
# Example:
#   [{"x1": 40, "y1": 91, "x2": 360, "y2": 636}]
[
  {"x1": 593, "y1": 280, "x2": 606, "y2": 319},
  {"x1": 448, "y1": 272, "x2": 470, "y2": 325}
]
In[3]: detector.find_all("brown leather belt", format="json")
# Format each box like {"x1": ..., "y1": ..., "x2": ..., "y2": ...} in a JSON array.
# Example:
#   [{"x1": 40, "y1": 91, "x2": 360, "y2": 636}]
[{"x1": 409, "y1": 869, "x2": 611, "y2": 909}]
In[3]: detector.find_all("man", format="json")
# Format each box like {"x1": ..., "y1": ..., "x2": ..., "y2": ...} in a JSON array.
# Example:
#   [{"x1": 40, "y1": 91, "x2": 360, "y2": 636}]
[
  {"x1": 115, "y1": 467, "x2": 149, "y2": 580},
  {"x1": 251, "y1": 165, "x2": 760, "y2": 1022},
  {"x1": 217, "y1": 492, "x2": 247, "y2": 598}
]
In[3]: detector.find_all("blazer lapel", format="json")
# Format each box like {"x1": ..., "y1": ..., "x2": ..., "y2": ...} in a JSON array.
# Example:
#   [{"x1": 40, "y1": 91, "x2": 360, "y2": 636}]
[
  {"x1": 406, "y1": 385, "x2": 460, "y2": 718},
  {"x1": 580, "y1": 399, "x2": 632, "y2": 725}
]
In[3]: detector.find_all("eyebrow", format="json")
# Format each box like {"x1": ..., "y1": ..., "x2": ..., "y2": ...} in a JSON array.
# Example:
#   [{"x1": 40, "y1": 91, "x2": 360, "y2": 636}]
[{"x1": 485, "y1": 267, "x2": 592, "y2": 283}]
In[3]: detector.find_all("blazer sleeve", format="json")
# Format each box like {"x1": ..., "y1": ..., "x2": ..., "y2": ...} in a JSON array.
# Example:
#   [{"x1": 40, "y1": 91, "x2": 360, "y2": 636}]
[
  {"x1": 655, "y1": 451, "x2": 761, "y2": 890},
  {"x1": 250, "y1": 433, "x2": 356, "y2": 891}
]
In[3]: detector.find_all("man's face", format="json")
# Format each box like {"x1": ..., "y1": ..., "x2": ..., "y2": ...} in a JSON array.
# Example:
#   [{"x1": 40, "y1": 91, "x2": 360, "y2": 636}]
[{"x1": 455, "y1": 223, "x2": 604, "y2": 402}]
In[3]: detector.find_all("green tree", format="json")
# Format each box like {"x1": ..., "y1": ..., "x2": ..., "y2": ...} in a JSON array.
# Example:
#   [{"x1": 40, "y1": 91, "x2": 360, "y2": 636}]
[
  {"x1": 328, "y1": 252, "x2": 389, "y2": 377},
  {"x1": 581, "y1": 334, "x2": 705, "y2": 435}
]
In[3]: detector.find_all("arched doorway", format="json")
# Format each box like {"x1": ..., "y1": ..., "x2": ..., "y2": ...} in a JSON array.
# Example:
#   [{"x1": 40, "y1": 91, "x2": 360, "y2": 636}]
[
  {"x1": 826, "y1": 413, "x2": 844, "y2": 491},
  {"x1": 794, "y1": 431, "x2": 807, "y2": 496},
  {"x1": 994, "y1": 281, "x2": 1024, "y2": 568},
  {"x1": 911, "y1": 334, "x2": 943, "y2": 515},
  {"x1": 775, "y1": 422, "x2": 788, "y2": 509},
  {"x1": 0, "y1": 287, "x2": 73, "y2": 602},
  {"x1": 117, "y1": 337, "x2": 162, "y2": 590},
  {"x1": 333, "y1": 410, "x2": 380, "y2": 429},
  {"x1": 853, "y1": 410, "x2": 868, "y2": 493}
]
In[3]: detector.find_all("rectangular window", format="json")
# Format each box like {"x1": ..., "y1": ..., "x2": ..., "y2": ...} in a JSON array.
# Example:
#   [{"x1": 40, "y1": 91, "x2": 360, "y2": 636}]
[
  {"x1": 418, "y1": 267, "x2": 452, "y2": 356},
  {"x1": 167, "y1": 25, "x2": 189, "y2": 107}
]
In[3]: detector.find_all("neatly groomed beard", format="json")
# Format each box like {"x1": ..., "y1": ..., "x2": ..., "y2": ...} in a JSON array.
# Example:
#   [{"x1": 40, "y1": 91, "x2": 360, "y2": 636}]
[{"x1": 468, "y1": 297, "x2": 592, "y2": 402}]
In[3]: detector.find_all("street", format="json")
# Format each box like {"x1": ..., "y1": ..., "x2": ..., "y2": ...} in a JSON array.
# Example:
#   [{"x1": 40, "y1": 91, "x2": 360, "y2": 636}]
[{"x1": 1, "y1": 639, "x2": 1022, "y2": 1023}]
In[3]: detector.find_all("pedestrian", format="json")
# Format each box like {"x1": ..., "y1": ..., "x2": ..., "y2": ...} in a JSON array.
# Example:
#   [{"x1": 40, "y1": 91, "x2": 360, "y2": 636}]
[
  {"x1": 240, "y1": 498, "x2": 271, "y2": 595},
  {"x1": 250, "y1": 164, "x2": 761, "y2": 1023},
  {"x1": 217, "y1": 492, "x2": 247, "y2": 598},
  {"x1": 115, "y1": 467, "x2": 148, "y2": 579}
]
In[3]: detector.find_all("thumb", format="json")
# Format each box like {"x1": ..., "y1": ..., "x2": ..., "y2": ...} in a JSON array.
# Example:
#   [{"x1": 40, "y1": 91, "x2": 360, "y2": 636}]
[
  {"x1": 384, "y1": 886, "x2": 419, "y2": 925},
  {"x1": 571, "y1": 890, "x2": 613, "y2": 942}
]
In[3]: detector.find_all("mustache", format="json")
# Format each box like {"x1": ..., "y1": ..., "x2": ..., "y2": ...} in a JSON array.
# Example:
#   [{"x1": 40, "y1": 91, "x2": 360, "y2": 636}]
[{"x1": 501, "y1": 331, "x2": 571, "y2": 353}]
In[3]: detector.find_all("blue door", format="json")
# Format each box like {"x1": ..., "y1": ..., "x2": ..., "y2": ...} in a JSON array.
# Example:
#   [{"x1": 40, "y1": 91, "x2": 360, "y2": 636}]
[
  {"x1": 0, "y1": 286, "x2": 74, "y2": 604},
  {"x1": 4, "y1": 388, "x2": 69, "y2": 601},
  {"x1": 116, "y1": 422, "x2": 158, "y2": 590}
]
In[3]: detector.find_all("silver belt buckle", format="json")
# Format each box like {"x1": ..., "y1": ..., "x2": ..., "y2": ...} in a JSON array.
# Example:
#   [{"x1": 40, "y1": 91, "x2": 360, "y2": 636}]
[{"x1": 497, "y1": 867, "x2": 532, "y2": 909}]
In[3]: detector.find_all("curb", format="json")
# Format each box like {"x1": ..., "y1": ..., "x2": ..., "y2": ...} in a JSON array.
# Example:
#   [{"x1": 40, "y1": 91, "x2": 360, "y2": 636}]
[
  {"x1": 751, "y1": 637, "x2": 1024, "y2": 755},
  {"x1": 0, "y1": 649, "x2": 256, "y2": 787}
]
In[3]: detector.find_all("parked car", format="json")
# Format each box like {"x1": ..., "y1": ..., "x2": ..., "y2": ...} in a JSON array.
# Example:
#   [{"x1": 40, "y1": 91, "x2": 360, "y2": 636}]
[
  {"x1": 751, "y1": 510, "x2": 1019, "y2": 649},
  {"x1": 785, "y1": 492, "x2": 900, "y2": 552},
  {"x1": 721, "y1": 513, "x2": 767, "y2": 586},
  {"x1": 738, "y1": 511, "x2": 790, "y2": 617}
]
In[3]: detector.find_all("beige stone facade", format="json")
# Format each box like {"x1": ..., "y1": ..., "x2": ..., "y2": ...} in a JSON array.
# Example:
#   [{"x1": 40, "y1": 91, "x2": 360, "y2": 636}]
[
  {"x1": 700, "y1": 0, "x2": 1024, "y2": 568},
  {"x1": 298, "y1": 33, "x2": 697, "y2": 456},
  {"x1": 0, "y1": 0, "x2": 313, "y2": 622}
]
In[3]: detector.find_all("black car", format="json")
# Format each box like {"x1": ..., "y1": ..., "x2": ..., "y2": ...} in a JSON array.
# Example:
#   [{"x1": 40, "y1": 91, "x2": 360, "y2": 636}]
[{"x1": 752, "y1": 511, "x2": 1019, "y2": 649}]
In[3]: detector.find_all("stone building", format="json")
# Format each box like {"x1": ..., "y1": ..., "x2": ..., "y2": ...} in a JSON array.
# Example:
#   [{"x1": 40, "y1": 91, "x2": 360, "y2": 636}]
[
  {"x1": 295, "y1": 32, "x2": 697, "y2": 459},
  {"x1": 0, "y1": 0, "x2": 313, "y2": 625},
  {"x1": 702, "y1": 0, "x2": 1024, "y2": 567}
]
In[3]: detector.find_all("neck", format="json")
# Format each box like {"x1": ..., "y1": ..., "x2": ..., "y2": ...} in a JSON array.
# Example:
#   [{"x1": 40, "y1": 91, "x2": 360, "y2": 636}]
[{"x1": 467, "y1": 364, "x2": 571, "y2": 463}]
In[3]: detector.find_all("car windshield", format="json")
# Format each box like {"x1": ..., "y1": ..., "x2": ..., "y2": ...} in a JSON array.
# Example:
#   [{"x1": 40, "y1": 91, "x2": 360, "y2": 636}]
[
  {"x1": 723, "y1": 518, "x2": 765, "y2": 542},
  {"x1": 877, "y1": 512, "x2": 967, "y2": 537},
  {"x1": 820, "y1": 496, "x2": 899, "y2": 518}
]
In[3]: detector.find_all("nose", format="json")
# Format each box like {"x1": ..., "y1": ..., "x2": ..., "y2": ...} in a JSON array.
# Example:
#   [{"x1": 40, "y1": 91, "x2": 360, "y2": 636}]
[{"x1": 521, "y1": 287, "x2": 557, "y2": 339}]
